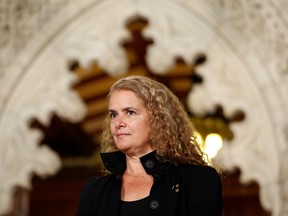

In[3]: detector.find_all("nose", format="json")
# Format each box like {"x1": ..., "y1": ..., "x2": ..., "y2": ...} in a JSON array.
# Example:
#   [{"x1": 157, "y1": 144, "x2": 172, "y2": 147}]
[{"x1": 114, "y1": 115, "x2": 126, "y2": 129}]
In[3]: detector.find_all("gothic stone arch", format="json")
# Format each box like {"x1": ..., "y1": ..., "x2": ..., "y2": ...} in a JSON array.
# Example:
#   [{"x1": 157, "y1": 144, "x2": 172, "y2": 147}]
[{"x1": 0, "y1": 0, "x2": 287, "y2": 215}]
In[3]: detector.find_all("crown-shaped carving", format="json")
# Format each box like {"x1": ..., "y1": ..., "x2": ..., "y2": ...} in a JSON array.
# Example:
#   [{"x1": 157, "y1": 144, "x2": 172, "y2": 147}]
[{"x1": 30, "y1": 15, "x2": 245, "y2": 166}]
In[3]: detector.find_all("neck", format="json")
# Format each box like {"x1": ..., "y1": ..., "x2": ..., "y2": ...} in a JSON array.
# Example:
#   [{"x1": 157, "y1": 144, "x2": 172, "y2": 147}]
[
  {"x1": 123, "y1": 171, "x2": 147, "y2": 177},
  {"x1": 124, "y1": 154, "x2": 147, "y2": 176}
]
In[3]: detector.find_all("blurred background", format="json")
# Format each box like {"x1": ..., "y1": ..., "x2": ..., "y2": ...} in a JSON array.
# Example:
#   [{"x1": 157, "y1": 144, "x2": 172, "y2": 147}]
[{"x1": 1, "y1": 0, "x2": 288, "y2": 215}]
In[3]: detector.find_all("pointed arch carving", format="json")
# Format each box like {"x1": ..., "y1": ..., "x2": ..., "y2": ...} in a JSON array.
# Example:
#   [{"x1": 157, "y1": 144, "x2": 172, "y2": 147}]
[{"x1": 0, "y1": 0, "x2": 287, "y2": 215}]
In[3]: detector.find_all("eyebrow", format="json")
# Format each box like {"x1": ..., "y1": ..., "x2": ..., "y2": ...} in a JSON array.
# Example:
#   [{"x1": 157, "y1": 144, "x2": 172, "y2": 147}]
[{"x1": 108, "y1": 107, "x2": 137, "y2": 113}]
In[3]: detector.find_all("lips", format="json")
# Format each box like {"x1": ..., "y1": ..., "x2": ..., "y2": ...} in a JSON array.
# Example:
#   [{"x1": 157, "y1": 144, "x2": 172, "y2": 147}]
[{"x1": 116, "y1": 133, "x2": 129, "y2": 137}]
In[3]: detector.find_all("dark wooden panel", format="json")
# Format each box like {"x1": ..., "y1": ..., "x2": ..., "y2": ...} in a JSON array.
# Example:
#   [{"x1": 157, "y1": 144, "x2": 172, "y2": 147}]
[
  {"x1": 222, "y1": 170, "x2": 271, "y2": 216},
  {"x1": 29, "y1": 168, "x2": 100, "y2": 216}
]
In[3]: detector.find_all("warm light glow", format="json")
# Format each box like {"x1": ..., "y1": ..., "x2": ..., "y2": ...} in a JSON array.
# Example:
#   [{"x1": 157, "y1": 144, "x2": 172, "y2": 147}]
[
  {"x1": 204, "y1": 133, "x2": 223, "y2": 159},
  {"x1": 194, "y1": 131, "x2": 204, "y2": 148}
]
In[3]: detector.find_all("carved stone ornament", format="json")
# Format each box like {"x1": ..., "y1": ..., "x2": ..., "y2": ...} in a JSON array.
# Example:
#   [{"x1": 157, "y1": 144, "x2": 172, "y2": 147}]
[
  {"x1": 0, "y1": 0, "x2": 88, "y2": 214},
  {"x1": 0, "y1": 0, "x2": 288, "y2": 215}
]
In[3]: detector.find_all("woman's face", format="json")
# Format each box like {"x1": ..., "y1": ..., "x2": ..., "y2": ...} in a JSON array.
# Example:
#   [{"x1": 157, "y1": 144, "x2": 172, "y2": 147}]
[{"x1": 108, "y1": 89, "x2": 153, "y2": 157}]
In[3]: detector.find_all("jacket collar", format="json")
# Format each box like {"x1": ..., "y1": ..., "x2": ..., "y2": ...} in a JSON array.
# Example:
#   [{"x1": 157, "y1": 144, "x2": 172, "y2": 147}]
[{"x1": 100, "y1": 151, "x2": 169, "y2": 178}]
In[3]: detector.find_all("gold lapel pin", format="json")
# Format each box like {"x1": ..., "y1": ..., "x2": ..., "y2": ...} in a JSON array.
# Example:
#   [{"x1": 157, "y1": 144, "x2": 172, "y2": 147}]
[{"x1": 172, "y1": 184, "x2": 180, "y2": 192}]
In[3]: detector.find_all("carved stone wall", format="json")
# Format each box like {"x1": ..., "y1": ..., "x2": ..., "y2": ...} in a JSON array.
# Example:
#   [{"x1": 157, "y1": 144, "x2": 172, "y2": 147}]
[
  {"x1": 187, "y1": 1, "x2": 288, "y2": 215},
  {"x1": 0, "y1": 0, "x2": 88, "y2": 214},
  {"x1": 0, "y1": 0, "x2": 287, "y2": 215}
]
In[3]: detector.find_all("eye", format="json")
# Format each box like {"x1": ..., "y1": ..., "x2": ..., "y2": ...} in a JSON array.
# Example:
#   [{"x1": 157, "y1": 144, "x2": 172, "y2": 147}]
[
  {"x1": 127, "y1": 110, "x2": 136, "y2": 116},
  {"x1": 109, "y1": 112, "x2": 117, "y2": 119}
]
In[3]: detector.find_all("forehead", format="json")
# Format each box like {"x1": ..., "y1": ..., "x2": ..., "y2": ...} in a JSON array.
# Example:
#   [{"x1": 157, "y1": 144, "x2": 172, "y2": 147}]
[{"x1": 108, "y1": 90, "x2": 144, "y2": 106}]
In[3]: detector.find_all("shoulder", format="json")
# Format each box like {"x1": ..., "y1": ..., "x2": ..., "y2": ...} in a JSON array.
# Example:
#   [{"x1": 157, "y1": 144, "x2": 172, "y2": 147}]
[
  {"x1": 174, "y1": 165, "x2": 223, "y2": 214},
  {"x1": 80, "y1": 174, "x2": 114, "y2": 195},
  {"x1": 76, "y1": 174, "x2": 116, "y2": 215},
  {"x1": 177, "y1": 165, "x2": 223, "y2": 203},
  {"x1": 182, "y1": 164, "x2": 220, "y2": 177},
  {"x1": 178, "y1": 165, "x2": 221, "y2": 186},
  {"x1": 179, "y1": 164, "x2": 219, "y2": 174}
]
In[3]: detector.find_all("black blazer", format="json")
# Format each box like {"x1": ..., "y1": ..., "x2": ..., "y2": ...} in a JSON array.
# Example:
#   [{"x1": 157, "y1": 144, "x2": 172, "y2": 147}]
[{"x1": 76, "y1": 151, "x2": 223, "y2": 216}]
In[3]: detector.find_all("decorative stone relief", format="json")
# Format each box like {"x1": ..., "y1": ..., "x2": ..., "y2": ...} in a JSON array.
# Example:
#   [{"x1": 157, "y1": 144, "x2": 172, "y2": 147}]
[
  {"x1": 60, "y1": 1, "x2": 288, "y2": 214},
  {"x1": 207, "y1": 0, "x2": 288, "y2": 100},
  {"x1": 188, "y1": 44, "x2": 285, "y2": 215},
  {"x1": 1, "y1": 0, "x2": 288, "y2": 215},
  {"x1": 0, "y1": 47, "x2": 87, "y2": 214},
  {"x1": 0, "y1": 0, "x2": 91, "y2": 214},
  {"x1": 0, "y1": 0, "x2": 72, "y2": 78},
  {"x1": 181, "y1": 0, "x2": 288, "y2": 215}
]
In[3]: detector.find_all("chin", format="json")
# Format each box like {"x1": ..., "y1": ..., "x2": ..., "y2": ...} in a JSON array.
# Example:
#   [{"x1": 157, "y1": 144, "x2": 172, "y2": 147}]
[{"x1": 115, "y1": 144, "x2": 130, "y2": 152}]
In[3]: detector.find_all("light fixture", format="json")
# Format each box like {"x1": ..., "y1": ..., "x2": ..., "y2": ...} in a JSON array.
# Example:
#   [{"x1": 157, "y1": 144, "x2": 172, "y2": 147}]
[{"x1": 204, "y1": 133, "x2": 223, "y2": 160}]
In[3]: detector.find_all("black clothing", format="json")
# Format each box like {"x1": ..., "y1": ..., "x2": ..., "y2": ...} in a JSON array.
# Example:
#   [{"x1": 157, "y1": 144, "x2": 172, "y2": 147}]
[
  {"x1": 76, "y1": 151, "x2": 223, "y2": 216},
  {"x1": 119, "y1": 196, "x2": 150, "y2": 216}
]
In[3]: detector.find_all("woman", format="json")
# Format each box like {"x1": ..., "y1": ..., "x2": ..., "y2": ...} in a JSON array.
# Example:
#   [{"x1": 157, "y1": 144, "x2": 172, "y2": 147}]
[{"x1": 76, "y1": 75, "x2": 223, "y2": 216}]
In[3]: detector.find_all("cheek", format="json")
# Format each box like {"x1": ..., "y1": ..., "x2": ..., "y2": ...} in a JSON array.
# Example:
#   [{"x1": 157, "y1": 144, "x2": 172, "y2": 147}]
[
  {"x1": 110, "y1": 122, "x2": 115, "y2": 134},
  {"x1": 141, "y1": 119, "x2": 151, "y2": 136}
]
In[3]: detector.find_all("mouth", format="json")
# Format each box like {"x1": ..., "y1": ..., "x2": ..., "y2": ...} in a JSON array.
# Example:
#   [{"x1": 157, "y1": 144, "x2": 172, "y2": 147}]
[{"x1": 116, "y1": 133, "x2": 129, "y2": 137}]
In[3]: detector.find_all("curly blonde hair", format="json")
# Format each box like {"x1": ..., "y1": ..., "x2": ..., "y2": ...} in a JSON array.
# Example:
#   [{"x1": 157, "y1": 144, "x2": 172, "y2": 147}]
[{"x1": 101, "y1": 75, "x2": 207, "y2": 166}]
